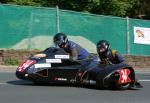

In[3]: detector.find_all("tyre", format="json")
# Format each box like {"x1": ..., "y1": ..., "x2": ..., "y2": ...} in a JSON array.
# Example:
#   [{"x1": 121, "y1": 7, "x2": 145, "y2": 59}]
[{"x1": 115, "y1": 83, "x2": 131, "y2": 90}]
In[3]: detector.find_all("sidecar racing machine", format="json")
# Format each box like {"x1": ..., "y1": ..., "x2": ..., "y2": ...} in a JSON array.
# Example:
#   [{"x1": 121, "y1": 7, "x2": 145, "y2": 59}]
[{"x1": 16, "y1": 47, "x2": 140, "y2": 89}]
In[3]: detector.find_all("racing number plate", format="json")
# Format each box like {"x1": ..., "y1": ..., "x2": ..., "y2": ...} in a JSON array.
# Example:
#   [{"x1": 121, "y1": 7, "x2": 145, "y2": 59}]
[
  {"x1": 117, "y1": 69, "x2": 131, "y2": 84},
  {"x1": 17, "y1": 60, "x2": 36, "y2": 72}
]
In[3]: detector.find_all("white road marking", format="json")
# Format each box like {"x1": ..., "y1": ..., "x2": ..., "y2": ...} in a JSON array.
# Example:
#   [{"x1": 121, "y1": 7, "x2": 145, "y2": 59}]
[
  {"x1": 135, "y1": 70, "x2": 150, "y2": 74},
  {"x1": 0, "y1": 83, "x2": 7, "y2": 85},
  {"x1": 0, "y1": 71, "x2": 15, "y2": 73},
  {"x1": 139, "y1": 80, "x2": 150, "y2": 82}
]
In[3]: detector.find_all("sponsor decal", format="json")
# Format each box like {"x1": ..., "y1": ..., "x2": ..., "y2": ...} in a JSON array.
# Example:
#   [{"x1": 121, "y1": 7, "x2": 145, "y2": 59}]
[
  {"x1": 117, "y1": 69, "x2": 131, "y2": 84},
  {"x1": 25, "y1": 74, "x2": 28, "y2": 77},
  {"x1": 46, "y1": 59, "x2": 62, "y2": 63},
  {"x1": 54, "y1": 77, "x2": 67, "y2": 81},
  {"x1": 134, "y1": 26, "x2": 150, "y2": 45},
  {"x1": 55, "y1": 55, "x2": 70, "y2": 59},
  {"x1": 17, "y1": 60, "x2": 36, "y2": 72},
  {"x1": 77, "y1": 72, "x2": 83, "y2": 77},
  {"x1": 34, "y1": 63, "x2": 51, "y2": 68},
  {"x1": 70, "y1": 79, "x2": 76, "y2": 83}
]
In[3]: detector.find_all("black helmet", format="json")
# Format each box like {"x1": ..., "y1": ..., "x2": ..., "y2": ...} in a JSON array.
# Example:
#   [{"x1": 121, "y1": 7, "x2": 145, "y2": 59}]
[
  {"x1": 53, "y1": 33, "x2": 68, "y2": 48},
  {"x1": 96, "y1": 40, "x2": 110, "y2": 54}
]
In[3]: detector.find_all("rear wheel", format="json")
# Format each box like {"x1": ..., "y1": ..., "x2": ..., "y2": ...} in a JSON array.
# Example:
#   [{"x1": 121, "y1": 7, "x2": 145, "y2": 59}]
[{"x1": 115, "y1": 83, "x2": 131, "y2": 90}]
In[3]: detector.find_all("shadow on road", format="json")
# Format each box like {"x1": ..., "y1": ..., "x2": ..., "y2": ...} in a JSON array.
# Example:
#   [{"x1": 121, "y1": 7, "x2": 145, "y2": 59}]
[
  {"x1": 6, "y1": 80, "x2": 141, "y2": 91},
  {"x1": 7, "y1": 80, "x2": 33, "y2": 85}
]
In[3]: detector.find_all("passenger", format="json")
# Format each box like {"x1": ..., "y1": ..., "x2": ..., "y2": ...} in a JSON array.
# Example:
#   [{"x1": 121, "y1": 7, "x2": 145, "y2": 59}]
[
  {"x1": 96, "y1": 40, "x2": 124, "y2": 64},
  {"x1": 96, "y1": 40, "x2": 143, "y2": 88}
]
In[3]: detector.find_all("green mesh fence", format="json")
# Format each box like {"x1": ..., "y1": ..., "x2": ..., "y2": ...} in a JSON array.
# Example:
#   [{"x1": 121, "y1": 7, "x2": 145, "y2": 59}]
[
  {"x1": 0, "y1": 4, "x2": 57, "y2": 49},
  {"x1": 0, "y1": 4, "x2": 150, "y2": 55},
  {"x1": 59, "y1": 10, "x2": 127, "y2": 54}
]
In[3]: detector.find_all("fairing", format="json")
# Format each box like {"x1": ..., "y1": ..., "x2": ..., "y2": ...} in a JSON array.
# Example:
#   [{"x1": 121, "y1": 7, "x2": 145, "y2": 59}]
[{"x1": 16, "y1": 47, "x2": 137, "y2": 89}]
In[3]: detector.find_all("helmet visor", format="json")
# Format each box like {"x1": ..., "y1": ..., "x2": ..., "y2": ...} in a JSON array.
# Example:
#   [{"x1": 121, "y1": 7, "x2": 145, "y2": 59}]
[
  {"x1": 98, "y1": 45, "x2": 108, "y2": 53},
  {"x1": 54, "y1": 40, "x2": 65, "y2": 48}
]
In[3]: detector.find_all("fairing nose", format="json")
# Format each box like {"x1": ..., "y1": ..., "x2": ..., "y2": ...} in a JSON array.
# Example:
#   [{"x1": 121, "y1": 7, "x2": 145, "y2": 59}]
[
  {"x1": 16, "y1": 70, "x2": 27, "y2": 80},
  {"x1": 17, "y1": 60, "x2": 36, "y2": 72},
  {"x1": 16, "y1": 60, "x2": 36, "y2": 79}
]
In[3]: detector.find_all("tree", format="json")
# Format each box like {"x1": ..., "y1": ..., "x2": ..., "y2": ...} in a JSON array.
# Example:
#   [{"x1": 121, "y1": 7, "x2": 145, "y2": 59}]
[
  {"x1": 88, "y1": 0, "x2": 137, "y2": 17},
  {"x1": 2, "y1": 0, "x2": 43, "y2": 6},
  {"x1": 127, "y1": 0, "x2": 150, "y2": 19},
  {"x1": 47, "y1": 0, "x2": 138, "y2": 17},
  {"x1": 1, "y1": 0, "x2": 150, "y2": 19}
]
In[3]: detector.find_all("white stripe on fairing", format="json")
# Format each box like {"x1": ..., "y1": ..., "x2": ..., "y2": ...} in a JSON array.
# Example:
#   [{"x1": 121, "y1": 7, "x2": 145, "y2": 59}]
[
  {"x1": 46, "y1": 59, "x2": 62, "y2": 63},
  {"x1": 55, "y1": 55, "x2": 70, "y2": 59},
  {"x1": 34, "y1": 63, "x2": 51, "y2": 68}
]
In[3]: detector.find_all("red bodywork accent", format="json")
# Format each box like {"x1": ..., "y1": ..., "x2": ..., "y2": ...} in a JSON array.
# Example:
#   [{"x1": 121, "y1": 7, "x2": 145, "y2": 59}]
[
  {"x1": 117, "y1": 69, "x2": 131, "y2": 84},
  {"x1": 17, "y1": 60, "x2": 36, "y2": 72},
  {"x1": 54, "y1": 77, "x2": 58, "y2": 80}
]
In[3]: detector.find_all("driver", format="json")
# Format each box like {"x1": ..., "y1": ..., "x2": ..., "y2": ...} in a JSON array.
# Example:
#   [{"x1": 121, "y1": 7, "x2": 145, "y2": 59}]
[
  {"x1": 96, "y1": 40, "x2": 124, "y2": 64},
  {"x1": 53, "y1": 33, "x2": 91, "y2": 60}
]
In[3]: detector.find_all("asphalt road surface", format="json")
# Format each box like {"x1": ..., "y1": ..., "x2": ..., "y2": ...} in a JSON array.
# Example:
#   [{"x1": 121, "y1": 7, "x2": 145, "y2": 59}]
[{"x1": 0, "y1": 71, "x2": 150, "y2": 103}]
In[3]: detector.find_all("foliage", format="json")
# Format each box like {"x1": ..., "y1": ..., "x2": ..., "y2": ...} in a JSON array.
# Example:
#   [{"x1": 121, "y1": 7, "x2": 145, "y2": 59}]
[
  {"x1": 4, "y1": 57, "x2": 19, "y2": 65},
  {"x1": 88, "y1": 0, "x2": 137, "y2": 16},
  {"x1": 1, "y1": 0, "x2": 150, "y2": 19},
  {"x1": 3, "y1": 0, "x2": 43, "y2": 6},
  {"x1": 127, "y1": 0, "x2": 150, "y2": 19}
]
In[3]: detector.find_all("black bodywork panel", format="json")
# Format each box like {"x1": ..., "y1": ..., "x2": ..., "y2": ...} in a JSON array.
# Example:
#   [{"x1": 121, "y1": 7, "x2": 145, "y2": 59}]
[{"x1": 16, "y1": 47, "x2": 136, "y2": 89}]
